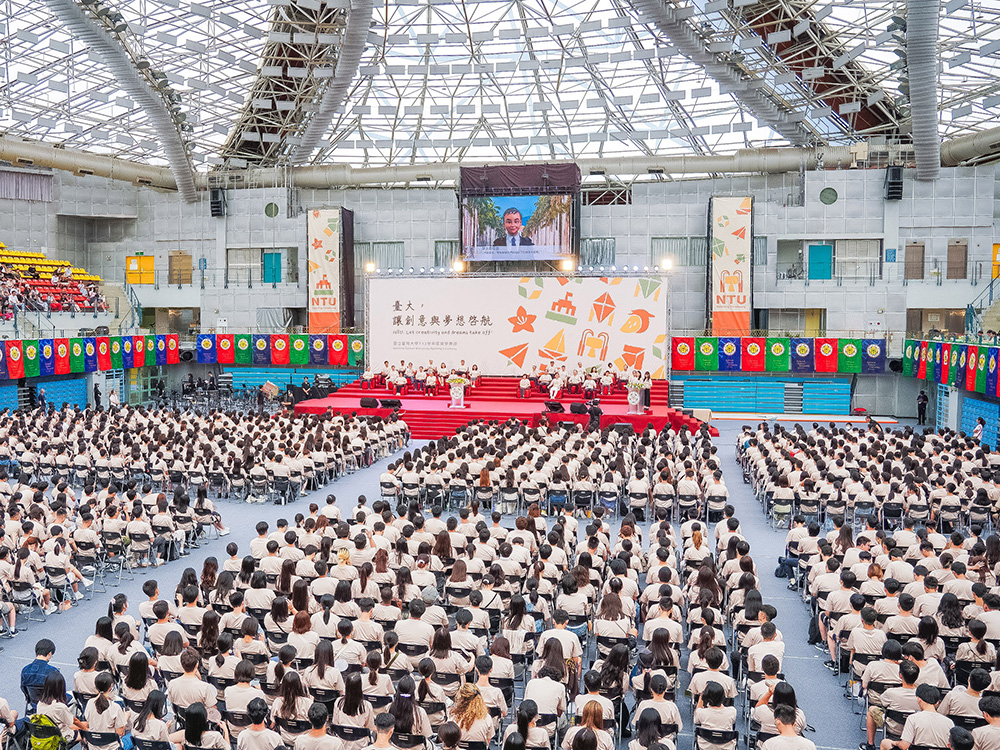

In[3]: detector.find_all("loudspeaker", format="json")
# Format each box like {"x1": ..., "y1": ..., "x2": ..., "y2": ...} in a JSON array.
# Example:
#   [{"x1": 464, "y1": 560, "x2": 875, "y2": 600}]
[
  {"x1": 570, "y1": 403, "x2": 588, "y2": 414},
  {"x1": 612, "y1": 423, "x2": 634, "y2": 437},
  {"x1": 95, "y1": 325, "x2": 110, "y2": 336},
  {"x1": 210, "y1": 188, "x2": 227, "y2": 217},
  {"x1": 360, "y1": 397, "x2": 378, "y2": 408},
  {"x1": 180, "y1": 350, "x2": 194, "y2": 362},
  {"x1": 888, "y1": 358, "x2": 903, "y2": 373},
  {"x1": 379, "y1": 399, "x2": 402, "y2": 409},
  {"x1": 884, "y1": 166, "x2": 903, "y2": 201},
  {"x1": 544, "y1": 400, "x2": 564, "y2": 413}
]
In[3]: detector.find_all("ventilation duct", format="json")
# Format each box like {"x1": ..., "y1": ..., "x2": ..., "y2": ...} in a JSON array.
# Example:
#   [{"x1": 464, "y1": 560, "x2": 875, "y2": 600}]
[
  {"x1": 40, "y1": 0, "x2": 198, "y2": 201},
  {"x1": 906, "y1": 0, "x2": 942, "y2": 181},
  {"x1": 627, "y1": 0, "x2": 813, "y2": 146},
  {"x1": 290, "y1": 0, "x2": 374, "y2": 163},
  {"x1": 940, "y1": 124, "x2": 1000, "y2": 167}
]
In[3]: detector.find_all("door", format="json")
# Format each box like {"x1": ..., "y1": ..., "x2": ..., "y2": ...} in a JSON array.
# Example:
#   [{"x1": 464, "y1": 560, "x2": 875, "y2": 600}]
[
  {"x1": 168, "y1": 251, "x2": 192, "y2": 285},
  {"x1": 947, "y1": 240, "x2": 968, "y2": 279},
  {"x1": 804, "y1": 308, "x2": 825, "y2": 336},
  {"x1": 807, "y1": 244, "x2": 833, "y2": 280},
  {"x1": 263, "y1": 252, "x2": 282, "y2": 283},
  {"x1": 126, "y1": 256, "x2": 154, "y2": 284},
  {"x1": 905, "y1": 243, "x2": 925, "y2": 280}
]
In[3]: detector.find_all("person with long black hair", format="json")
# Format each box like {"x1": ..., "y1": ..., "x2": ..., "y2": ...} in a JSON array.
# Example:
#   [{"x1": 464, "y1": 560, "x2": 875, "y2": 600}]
[
  {"x1": 37, "y1": 672, "x2": 84, "y2": 743},
  {"x1": 387, "y1": 674, "x2": 433, "y2": 739},
  {"x1": 169, "y1": 701, "x2": 228, "y2": 749},
  {"x1": 331, "y1": 672, "x2": 375, "y2": 750},
  {"x1": 502, "y1": 699, "x2": 549, "y2": 749},
  {"x1": 83, "y1": 671, "x2": 127, "y2": 749},
  {"x1": 131, "y1": 690, "x2": 170, "y2": 743}
]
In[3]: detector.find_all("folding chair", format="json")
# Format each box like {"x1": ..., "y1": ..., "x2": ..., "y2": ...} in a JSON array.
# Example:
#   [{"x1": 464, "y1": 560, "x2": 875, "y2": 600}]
[{"x1": 9, "y1": 581, "x2": 47, "y2": 622}]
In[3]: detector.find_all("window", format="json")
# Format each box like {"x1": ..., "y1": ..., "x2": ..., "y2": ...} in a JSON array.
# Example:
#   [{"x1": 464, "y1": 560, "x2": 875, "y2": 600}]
[
  {"x1": 354, "y1": 241, "x2": 405, "y2": 272},
  {"x1": 226, "y1": 248, "x2": 260, "y2": 282},
  {"x1": 947, "y1": 239, "x2": 968, "y2": 280},
  {"x1": 904, "y1": 242, "x2": 925, "y2": 280},
  {"x1": 752, "y1": 237, "x2": 767, "y2": 266},
  {"x1": 651, "y1": 237, "x2": 706, "y2": 267},
  {"x1": 834, "y1": 239, "x2": 882, "y2": 281},
  {"x1": 582, "y1": 188, "x2": 631, "y2": 206},
  {"x1": 580, "y1": 238, "x2": 616, "y2": 267},
  {"x1": 434, "y1": 240, "x2": 460, "y2": 269},
  {"x1": 285, "y1": 247, "x2": 299, "y2": 283}
]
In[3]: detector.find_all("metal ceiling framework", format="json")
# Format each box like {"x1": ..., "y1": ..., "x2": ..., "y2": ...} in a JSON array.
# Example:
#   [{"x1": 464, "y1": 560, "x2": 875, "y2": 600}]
[{"x1": 1, "y1": 0, "x2": 999, "y2": 173}]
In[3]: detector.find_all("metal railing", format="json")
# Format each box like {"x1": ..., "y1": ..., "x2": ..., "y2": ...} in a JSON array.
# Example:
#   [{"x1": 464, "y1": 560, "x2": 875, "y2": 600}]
[
  {"x1": 774, "y1": 260, "x2": 883, "y2": 286},
  {"x1": 11, "y1": 307, "x2": 110, "y2": 338},
  {"x1": 128, "y1": 269, "x2": 304, "y2": 290}
]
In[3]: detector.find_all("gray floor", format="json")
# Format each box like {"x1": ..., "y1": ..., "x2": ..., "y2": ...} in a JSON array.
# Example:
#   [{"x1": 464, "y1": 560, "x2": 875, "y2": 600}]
[{"x1": 0, "y1": 421, "x2": 910, "y2": 750}]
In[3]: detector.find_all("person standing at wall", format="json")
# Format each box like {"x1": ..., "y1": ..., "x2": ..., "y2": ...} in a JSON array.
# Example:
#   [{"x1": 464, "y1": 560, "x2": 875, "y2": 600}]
[{"x1": 916, "y1": 390, "x2": 928, "y2": 425}]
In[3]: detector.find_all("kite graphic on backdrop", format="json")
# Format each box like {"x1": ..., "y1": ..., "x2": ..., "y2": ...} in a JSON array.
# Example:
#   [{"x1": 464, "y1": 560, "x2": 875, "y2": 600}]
[
  {"x1": 508, "y1": 306, "x2": 537, "y2": 333},
  {"x1": 589, "y1": 293, "x2": 616, "y2": 326},
  {"x1": 545, "y1": 293, "x2": 577, "y2": 325},
  {"x1": 614, "y1": 344, "x2": 645, "y2": 372},
  {"x1": 598, "y1": 278, "x2": 623, "y2": 286},
  {"x1": 578, "y1": 329, "x2": 610, "y2": 360},
  {"x1": 500, "y1": 343, "x2": 529, "y2": 369},
  {"x1": 634, "y1": 278, "x2": 661, "y2": 300},
  {"x1": 538, "y1": 330, "x2": 568, "y2": 362},
  {"x1": 620, "y1": 309, "x2": 653, "y2": 334},
  {"x1": 518, "y1": 277, "x2": 544, "y2": 300}
]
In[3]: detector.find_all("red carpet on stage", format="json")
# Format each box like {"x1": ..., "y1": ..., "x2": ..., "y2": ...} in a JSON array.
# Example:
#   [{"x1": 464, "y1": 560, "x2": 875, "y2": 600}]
[{"x1": 295, "y1": 376, "x2": 713, "y2": 440}]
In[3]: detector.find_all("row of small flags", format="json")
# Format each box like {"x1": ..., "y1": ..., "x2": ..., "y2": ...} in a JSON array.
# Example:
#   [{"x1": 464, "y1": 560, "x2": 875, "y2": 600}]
[
  {"x1": 195, "y1": 333, "x2": 365, "y2": 367},
  {"x1": 0, "y1": 334, "x2": 180, "y2": 380},
  {"x1": 903, "y1": 339, "x2": 1000, "y2": 395},
  {"x1": 671, "y1": 336, "x2": 887, "y2": 374}
]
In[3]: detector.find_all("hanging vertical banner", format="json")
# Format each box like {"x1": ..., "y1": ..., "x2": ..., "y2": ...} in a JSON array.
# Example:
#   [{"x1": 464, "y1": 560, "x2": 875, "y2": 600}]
[
  {"x1": 83, "y1": 338, "x2": 98, "y2": 372},
  {"x1": 133, "y1": 336, "x2": 146, "y2": 368},
  {"x1": 987, "y1": 348, "x2": 999, "y2": 397},
  {"x1": 347, "y1": 334, "x2": 365, "y2": 366},
  {"x1": 967, "y1": 345, "x2": 978, "y2": 390},
  {"x1": 3, "y1": 342, "x2": 20, "y2": 379},
  {"x1": 271, "y1": 334, "x2": 290, "y2": 365},
  {"x1": 110, "y1": 337, "x2": 122, "y2": 370},
  {"x1": 815, "y1": 339, "x2": 838, "y2": 373},
  {"x1": 23, "y1": 340, "x2": 40, "y2": 378},
  {"x1": 55, "y1": 339, "x2": 71, "y2": 374},
  {"x1": 765, "y1": 338, "x2": 790, "y2": 372},
  {"x1": 197, "y1": 334, "x2": 217, "y2": 364},
  {"x1": 940, "y1": 343, "x2": 951, "y2": 385},
  {"x1": 902, "y1": 340, "x2": 916, "y2": 377},
  {"x1": 977, "y1": 348, "x2": 988, "y2": 393},
  {"x1": 861, "y1": 339, "x2": 886, "y2": 374},
  {"x1": 954, "y1": 345, "x2": 965, "y2": 387},
  {"x1": 709, "y1": 196, "x2": 752, "y2": 335},
  {"x1": 790, "y1": 338, "x2": 814, "y2": 373},
  {"x1": 741, "y1": 337, "x2": 765, "y2": 371},
  {"x1": 121, "y1": 337, "x2": 133, "y2": 369},
  {"x1": 671, "y1": 337, "x2": 694, "y2": 371},
  {"x1": 695, "y1": 337, "x2": 718, "y2": 371},
  {"x1": 252, "y1": 334, "x2": 270, "y2": 365},
  {"x1": 916, "y1": 341, "x2": 928, "y2": 379},
  {"x1": 290, "y1": 335, "x2": 310, "y2": 365},
  {"x1": 216, "y1": 334, "x2": 235, "y2": 364},
  {"x1": 235, "y1": 335, "x2": 252, "y2": 365},
  {"x1": 145, "y1": 335, "x2": 156, "y2": 366},
  {"x1": 839, "y1": 339, "x2": 862, "y2": 374},
  {"x1": 97, "y1": 337, "x2": 112, "y2": 371},
  {"x1": 155, "y1": 335, "x2": 167, "y2": 366},
  {"x1": 718, "y1": 337, "x2": 741, "y2": 371},
  {"x1": 932, "y1": 342, "x2": 942, "y2": 382},
  {"x1": 0, "y1": 348, "x2": 6, "y2": 380},
  {"x1": 40, "y1": 340, "x2": 55, "y2": 377},
  {"x1": 308, "y1": 208, "x2": 342, "y2": 333},
  {"x1": 166, "y1": 334, "x2": 180, "y2": 364},
  {"x1": 309, "y1": 335, "x2": 328, "y2": 365}
]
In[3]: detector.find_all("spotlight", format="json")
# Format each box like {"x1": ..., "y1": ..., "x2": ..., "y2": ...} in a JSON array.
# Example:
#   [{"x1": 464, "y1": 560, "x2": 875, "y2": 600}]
[
  {"x1": 577, "y1": 265, "x2": 582, "y2": 272},
  {"x1": 611, "y1": 265, "x2": 617, "y2": 272},
  {"x1": 376, "y1": 268, "x2": 382, "y2": 274},
  {"x1": 419, "y1": 267, "x2": 425, "y2": 273},
  {"x1": 599, "y1": 266, "x2": 605, "y2": 272},
  {"x1": 588, "y1": 266, "x2": 594, "y2": 272},
  {"x1": 453, "y1": 260, "x2": 464, "y2": 273},
  {"x1": 643, "y1": 266, "x2": 649, "y2": 272},
  {"x1": 653, "y1": 266, "x2": 660, "y2": 272},
  {"x1": 408, "y1": 267, "x2": 414, "y2": 274},
  {"x1": 365, "y1": 262, "x2": 375, "y2": 273},
  {"x1": 560, "y1": 259, "x2": 574, "y2": 271},
  {"x1": 662, "y1": 258, "x2": 673, "y2": 270},
  {"x1": 633, "y1": 265, "x2": 639, "y2": 272}
]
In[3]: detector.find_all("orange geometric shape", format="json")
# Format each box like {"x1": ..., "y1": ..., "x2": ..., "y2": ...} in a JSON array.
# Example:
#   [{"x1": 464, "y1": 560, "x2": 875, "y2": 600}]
[
  {"x1": 538, "y1": 330, "x2": 568, "y2": 362},
  {"x1": 508, "y1": 305, "x2": 537, "y2": 333},
  {"x1": 613, "y1": 344, "x2": 645, "y2": 372},
  {"x1": 500, "y1": 342, "x2": 529, "y2": 369},
  {"x1": 731, "y1": 226, "x2": 746, "y2": 240},
  {"x1": 736, "y1": 197, "x2": 752, "y2": 215},
  {"x1": 620, "y1": 309, "x2": 653, "y2": 334},
  {"x1": 589, "y1": 292, "x2": 616, "y2": 325}
]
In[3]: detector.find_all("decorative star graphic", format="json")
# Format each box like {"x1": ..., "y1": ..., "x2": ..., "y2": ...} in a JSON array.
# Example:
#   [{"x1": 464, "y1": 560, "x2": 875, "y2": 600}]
[{"x1": 508, "y1": 306, "x2": 537, "y2": 333}]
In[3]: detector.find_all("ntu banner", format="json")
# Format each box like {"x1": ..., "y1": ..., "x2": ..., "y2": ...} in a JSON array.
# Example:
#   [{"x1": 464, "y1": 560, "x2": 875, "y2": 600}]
[
  {"x1": 307, "y1": 208, "x2": 341, "y2": 333},
  {"x1": 368, "y1": 276, "x2": 669, "y2": 377},
  {"x1": 709, "y1": 196, "x2": 752, "y2": 336}
]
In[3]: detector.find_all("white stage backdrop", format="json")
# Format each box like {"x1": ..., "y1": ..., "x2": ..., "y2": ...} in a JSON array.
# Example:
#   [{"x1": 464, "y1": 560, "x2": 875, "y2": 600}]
[{"x1": 368, "y1": 276, "x2": 669, "y2": 378}]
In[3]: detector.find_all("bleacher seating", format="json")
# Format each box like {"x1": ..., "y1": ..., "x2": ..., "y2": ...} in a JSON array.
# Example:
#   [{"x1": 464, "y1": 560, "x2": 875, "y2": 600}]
[
  {"x1": 225, "y1": 367, "x2": 359, "y2": 391},
  {"x1": 0, "y1": 243, "x2": 105, "y2": 312}
]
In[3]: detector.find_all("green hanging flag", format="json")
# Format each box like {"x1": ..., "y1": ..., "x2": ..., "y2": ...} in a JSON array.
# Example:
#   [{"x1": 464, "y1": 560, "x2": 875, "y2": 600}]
[
  {"x1": 765, "y1": 338, "x2": 790, "y2": 371},
  {"x1": 235, "y1": 334, "x2": 252, "y2": 364},
  {"x1": 695, "y1": 337, "x2": 719, "y2": 371},
  {"x1": 977, "y1": 349, "x2": 988, "y2": 393},
  {"x1": 838, "y1": 339, "x2": 862, "y2": 373},
  {"x1": 902, "y1": 340, "x2": 916, "y2": 377},
  {"x1": 145, "y1": 335, "x2": 156, "y2": 365},
  {"x1": 110, "y1": 337, "x2": 123, "y2": 370},
  {"x1": 290, "y1": 334, "x2": 310, "y2": 365},
  {"x1": 23, "y1": 340, "x2": 40, "y2": 377},
  {"x1": 70, "y1": 338, "x2": 85, "y2": 373},
  {"x1": 347, "y1": 334, "x2": 365, "y2": 366}
]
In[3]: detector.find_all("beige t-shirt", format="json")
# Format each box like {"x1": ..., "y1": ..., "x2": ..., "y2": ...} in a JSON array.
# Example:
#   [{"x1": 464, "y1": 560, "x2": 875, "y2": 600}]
[
  {"x1": 760, "y1": 737, "x2": 817, "y2": 750},
  {"x1": 972, "y1": 724, "x2": 1000, "y2": 750},
  {"x1": 237, "y1": 728, "x2": 285, "y2": 750},
  {"x1": 900, "y1": 711, "x2": 955, "y2": 747}
]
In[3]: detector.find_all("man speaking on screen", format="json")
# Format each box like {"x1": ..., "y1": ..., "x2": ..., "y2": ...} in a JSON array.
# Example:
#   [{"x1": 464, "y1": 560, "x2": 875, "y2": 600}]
[{"x1": 494, "y1": 207, "x2": 534, "y2": 247}]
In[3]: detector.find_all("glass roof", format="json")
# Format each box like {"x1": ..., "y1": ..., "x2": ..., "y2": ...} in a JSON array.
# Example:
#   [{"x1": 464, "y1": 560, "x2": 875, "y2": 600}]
[{"x1": 1, "y1": 0, "x2": 998, "y2": 169}]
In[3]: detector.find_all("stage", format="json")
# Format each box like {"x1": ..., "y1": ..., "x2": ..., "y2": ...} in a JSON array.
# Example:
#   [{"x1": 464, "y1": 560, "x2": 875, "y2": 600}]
[{"x1": 293, "y1": 376, "x2": 712, "y2": 440}]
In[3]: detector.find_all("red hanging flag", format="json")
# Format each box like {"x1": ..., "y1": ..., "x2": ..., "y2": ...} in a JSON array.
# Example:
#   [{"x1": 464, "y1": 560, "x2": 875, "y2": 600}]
[
  {"x1": 96, "y1": 337, "x2": 112, "y2": 371},
  {"x1": 132, "y1": 335, "x2": 145, "y2": 367},
  {"x1": 671, "y1": 337, "x2": 694, "y2": 371},
  {"x1": 329, "y1": 334, "x2": 348, "y2": 365},
  {"x1": 917, "y1": 341, "x2": 928, "y2": 379},
  {"x1": 166, "y1": 334, "x2": 180, "y2": 364},
  {"x1": 814, "y1": 339, "x2": 838, "y2": 373},
  {"x1": 271, "y1": 334, "x2": 290, "y2": 365},
  {"x1": 216, "y1": 334, "x2": 235, "y2": 364},
  {"x1": 54, "y1": 339, "x2": 71, "y2": 374},
  {"x1": 941, "y1": 343, "x2": 951, "y2": 385},
  {"x1": 5, "y1": 341, "x2": 24, "y2": 378},
  {"x1": 741, "y1": 337, "x2": 765, "y2": 371}
]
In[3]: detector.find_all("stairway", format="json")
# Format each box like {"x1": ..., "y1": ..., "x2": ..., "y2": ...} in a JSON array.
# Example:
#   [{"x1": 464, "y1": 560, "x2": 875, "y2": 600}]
[
  {"x1": 783, "y1": 382, "x2": 803, "y2": 413},
  {"x1": 100, "y1": 282, "x2": 136, "y2": 333}
]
